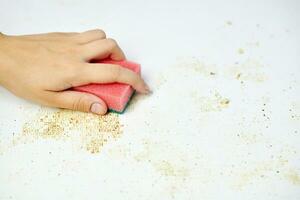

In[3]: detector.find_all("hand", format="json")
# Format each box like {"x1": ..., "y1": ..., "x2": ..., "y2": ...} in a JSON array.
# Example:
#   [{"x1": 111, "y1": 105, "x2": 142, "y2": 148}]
[{"x1": 0, "y1": 30, "x2": 150, "y2": 115}]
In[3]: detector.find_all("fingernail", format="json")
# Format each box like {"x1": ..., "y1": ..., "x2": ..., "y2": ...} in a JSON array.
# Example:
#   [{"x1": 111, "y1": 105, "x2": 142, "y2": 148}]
[
  {"x1": 90, "y1": 102, "x2": 105, "y2": 115},
  {"x1": 144, "y1": 83, "x2": 152, "y2": 94}
]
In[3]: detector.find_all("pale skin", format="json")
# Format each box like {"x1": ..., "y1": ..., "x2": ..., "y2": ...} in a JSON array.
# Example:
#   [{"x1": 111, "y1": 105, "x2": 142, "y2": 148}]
[{"x1": 0, "y1": 29, "x2": 150, "y2": 115}]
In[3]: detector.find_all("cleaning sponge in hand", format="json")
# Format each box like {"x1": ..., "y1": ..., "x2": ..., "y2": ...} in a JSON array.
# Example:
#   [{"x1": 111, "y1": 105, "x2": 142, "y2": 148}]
[{"x1": 73, "y1": 59, "x2": 141, "y2": 114}]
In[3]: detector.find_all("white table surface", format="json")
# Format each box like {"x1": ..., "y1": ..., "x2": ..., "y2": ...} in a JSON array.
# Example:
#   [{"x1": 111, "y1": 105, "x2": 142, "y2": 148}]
[{"x1": 0, "y1": 0, "x2": 300, "y2": 199}]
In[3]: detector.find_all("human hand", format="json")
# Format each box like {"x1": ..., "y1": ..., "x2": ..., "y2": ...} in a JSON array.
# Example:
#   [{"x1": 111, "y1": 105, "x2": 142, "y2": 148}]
[{"x1": 0, "y1": 30, "x2": 150, "y2": 115}]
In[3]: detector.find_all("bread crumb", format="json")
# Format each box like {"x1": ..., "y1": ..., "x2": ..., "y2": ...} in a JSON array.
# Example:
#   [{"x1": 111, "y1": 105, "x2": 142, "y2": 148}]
[
  {"x1": 220, "y1": 98, "x2": 230, "y2": 106},
  {"x1": 238, "y1": 48, "x2": 245, "y2": 54}
]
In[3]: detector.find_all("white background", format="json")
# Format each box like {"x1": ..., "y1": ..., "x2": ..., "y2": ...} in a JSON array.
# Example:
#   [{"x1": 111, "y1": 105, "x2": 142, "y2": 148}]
[{"x1": 0, "y1": 0, "x2": 300, "y2": 199}]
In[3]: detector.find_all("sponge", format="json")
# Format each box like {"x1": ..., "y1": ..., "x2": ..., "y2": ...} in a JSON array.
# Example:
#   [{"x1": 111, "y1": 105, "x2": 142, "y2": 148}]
[{"x1": 73, "y1": 59, "x2": 141, "y2": 114}]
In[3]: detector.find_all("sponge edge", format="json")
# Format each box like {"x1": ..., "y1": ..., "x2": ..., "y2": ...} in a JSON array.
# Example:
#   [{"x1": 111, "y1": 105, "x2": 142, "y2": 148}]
[
  {"x1": 109, "y1": 91, "x2": 136, "y2": 114},
  {"x1": 73, "y1": 59, "x2": 141, "y2": 114}
]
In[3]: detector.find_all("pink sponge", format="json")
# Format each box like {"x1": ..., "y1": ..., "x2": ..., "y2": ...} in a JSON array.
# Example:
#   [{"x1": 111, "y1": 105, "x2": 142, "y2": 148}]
[{"x1": 73, "y1": 59, "x2": 141, "y2": 113}]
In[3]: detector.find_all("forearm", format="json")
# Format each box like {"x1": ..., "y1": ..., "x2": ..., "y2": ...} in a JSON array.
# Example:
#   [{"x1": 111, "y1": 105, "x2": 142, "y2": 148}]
[{"x1": 0, "y1": 33, "x2": 5, "y2": 85}]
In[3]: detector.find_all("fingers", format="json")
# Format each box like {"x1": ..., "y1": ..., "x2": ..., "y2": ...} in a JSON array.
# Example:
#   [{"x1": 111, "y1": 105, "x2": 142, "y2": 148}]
[
  {"x1": 74, "y1": 29, "x2": 106, "y2": 44},
  {"x1": 21, "y1": 29, "x2": 125, "y2": 62},
  {"x1": 43, "y1": 90, "x2": 108, "y2": 115},
  {"x1": 74, "y1": 63, "x2": 150, "y2": 94},
  {"x1": 80, "y1": 38, "x2": 126, "y2": 61}
]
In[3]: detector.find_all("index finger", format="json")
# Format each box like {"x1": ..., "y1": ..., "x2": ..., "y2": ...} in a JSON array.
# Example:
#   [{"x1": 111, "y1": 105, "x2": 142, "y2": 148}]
[{"x1": 74, "y1": 63, "x2": 150, "y2": 94}]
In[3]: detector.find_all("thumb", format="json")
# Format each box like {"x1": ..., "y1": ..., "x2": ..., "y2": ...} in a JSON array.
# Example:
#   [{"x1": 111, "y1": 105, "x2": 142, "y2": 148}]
[{"x1": 44, "y1": 90, "x2": 107, "y2": 115}]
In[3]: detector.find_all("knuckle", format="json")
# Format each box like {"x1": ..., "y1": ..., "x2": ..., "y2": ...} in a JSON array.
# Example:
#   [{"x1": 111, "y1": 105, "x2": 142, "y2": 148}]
[
  {"x1": 105, "y1": 38, "x2": 118, "y2": 49},
  {"x1": 66, "y1": 44, "x2": 81, "y2": 55},
  {"x1": 64, "y1": 63, "x2": 83, "y2": 83},
  {"x1": 69, "y1": 68, "x2": 81, "y2": 82},
  {"x1": 72, "y1": 95, "x2": 89, "y2": 112},
  {"x1": 94, "y1": 29, "x2": 106, "y2": 38},
  {"x1": 50, "y1": 32, "x2": 75, "y2": 38},
  {"x1": 110, "y1": 65, "x2": 121, "y2": 81}
]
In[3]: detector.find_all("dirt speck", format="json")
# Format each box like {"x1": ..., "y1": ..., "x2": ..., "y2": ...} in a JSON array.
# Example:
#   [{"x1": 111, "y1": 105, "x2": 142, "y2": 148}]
[
  {"x1": 236, "y1": 73, "x2": 242, "y2": 79},
  {"x1": 220, "y1": 98, "x2": 230, "y2": 106},
  {"x1": 226, "y1": 21, "x2": 232, "y2": 26}
]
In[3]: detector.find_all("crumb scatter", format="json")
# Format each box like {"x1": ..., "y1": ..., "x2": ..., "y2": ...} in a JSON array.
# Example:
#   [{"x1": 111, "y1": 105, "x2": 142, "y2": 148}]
[{"x1": 19, "y1": 109, "x2": 122, "y2": 154}]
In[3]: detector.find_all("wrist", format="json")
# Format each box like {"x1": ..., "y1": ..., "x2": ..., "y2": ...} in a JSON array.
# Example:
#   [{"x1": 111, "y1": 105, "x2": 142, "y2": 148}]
[{"x1": 0, "y1": 33, "x2": 9, "y2": 86}]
